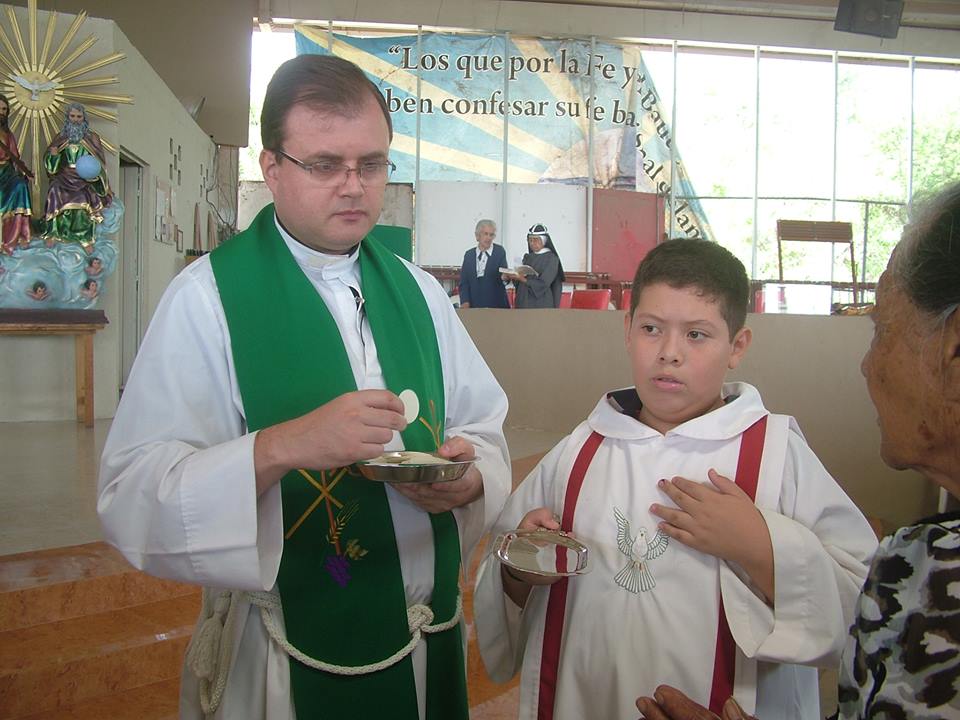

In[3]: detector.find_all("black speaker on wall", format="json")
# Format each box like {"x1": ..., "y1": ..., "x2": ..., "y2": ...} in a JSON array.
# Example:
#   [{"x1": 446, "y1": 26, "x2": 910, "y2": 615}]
[{"x1": 834, "y1": 0, "x2": 904, "y2": 39}]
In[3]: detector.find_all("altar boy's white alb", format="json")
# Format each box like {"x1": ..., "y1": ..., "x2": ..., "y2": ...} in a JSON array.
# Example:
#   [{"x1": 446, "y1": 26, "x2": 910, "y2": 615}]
[{"x1": 474, "y1": 238, "x2": 878, "y2": 720}]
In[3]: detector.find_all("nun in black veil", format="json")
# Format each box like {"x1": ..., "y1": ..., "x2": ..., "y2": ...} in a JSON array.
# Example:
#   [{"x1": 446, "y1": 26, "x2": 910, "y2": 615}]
[{"x1": 512, "y1": 223, "x2": 565, "y2": 308}]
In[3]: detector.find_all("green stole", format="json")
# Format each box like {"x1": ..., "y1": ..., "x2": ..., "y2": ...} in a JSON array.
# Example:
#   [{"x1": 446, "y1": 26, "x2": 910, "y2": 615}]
[{"x1": 210, "y1": 205, "x2": 467, "y2": 719}]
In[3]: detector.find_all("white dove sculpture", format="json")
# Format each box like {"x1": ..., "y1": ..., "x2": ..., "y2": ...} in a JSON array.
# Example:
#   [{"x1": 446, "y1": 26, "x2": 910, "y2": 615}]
[
  {"x1": 12, "y1": 74, "x2": 59, "y2": 101},
  {"x1": 614, "y1": 507, "x2": 669, "y2": 593}
]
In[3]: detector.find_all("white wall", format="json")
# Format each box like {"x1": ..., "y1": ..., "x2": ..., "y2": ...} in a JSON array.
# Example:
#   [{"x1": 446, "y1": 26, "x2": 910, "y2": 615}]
[
  {"x1": 0, "y1": 5, "x2": 216, "y2": 422},
  {"x1": 112, "y1": 30, "x2": 217, "y2": 330},
  {"x1": 458, "y1": 308, "x2": 939, "y2": 530}
]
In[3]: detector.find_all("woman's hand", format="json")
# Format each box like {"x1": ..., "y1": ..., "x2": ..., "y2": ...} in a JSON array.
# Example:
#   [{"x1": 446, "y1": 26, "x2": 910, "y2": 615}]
[{"x1": 636, "y1": 685, "x2": 753, "y2": 720}]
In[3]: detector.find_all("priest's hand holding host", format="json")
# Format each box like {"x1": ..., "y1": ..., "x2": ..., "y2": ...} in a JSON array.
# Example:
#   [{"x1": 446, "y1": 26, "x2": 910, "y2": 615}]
[
  {"x1": 388, "y1": 435, "x2": 486, "y2": 513},
  {"x1": 253, "y1": 389, "x2": 407, "y2": 495},
  {"x1": 253, "y1": 390, "x2": 484, "y2": 511}
]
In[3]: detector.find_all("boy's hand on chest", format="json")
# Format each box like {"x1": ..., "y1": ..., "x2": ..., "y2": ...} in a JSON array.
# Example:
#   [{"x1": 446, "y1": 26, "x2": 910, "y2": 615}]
[{"x1": 648, "y1": 469, "x2": 775, "y2": 604}]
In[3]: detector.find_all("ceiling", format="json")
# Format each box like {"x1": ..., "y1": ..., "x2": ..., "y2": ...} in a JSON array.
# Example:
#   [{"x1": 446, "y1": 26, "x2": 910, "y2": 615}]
[{"x1": 501, "y1": 1, "x2": 960, "y2": 31}]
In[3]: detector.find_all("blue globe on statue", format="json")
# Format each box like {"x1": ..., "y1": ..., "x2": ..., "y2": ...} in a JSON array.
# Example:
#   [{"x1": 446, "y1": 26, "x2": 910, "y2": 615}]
[{"x1": 75, "y1": 154, "x2": 101, "y2": 180}]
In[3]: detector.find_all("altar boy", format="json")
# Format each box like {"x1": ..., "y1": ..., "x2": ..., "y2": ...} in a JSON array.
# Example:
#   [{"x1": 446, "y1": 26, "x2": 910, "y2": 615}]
[{"x1": 473, "y1": 238, "x2": 878, "y2": 720}]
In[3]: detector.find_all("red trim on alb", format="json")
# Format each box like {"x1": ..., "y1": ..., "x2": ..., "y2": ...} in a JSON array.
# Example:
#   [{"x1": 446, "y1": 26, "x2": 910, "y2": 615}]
[
  {"x1": 708, "y1": 415, "x2": 768, "y2": 713},
  {"x1": 536, "y1": 431, "x2": 604, "y2": 720}
]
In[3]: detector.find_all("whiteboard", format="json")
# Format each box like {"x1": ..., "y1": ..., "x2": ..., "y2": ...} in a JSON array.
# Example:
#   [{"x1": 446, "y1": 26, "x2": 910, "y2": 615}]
[{"x1": 416, "y1": 181, "x2": 587, "y2": 271}]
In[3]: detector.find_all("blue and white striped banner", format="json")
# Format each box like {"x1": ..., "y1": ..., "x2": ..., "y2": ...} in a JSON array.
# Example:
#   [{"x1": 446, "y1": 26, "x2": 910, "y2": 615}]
[{"x1": 295, "y1": 26, "x2": 712, "y2": 240}]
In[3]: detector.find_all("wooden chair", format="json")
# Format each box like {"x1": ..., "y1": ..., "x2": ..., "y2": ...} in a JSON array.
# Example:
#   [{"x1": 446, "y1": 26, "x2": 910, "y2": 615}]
[
  {"x1": 570, "y1": 288, "x2": 612, "y2": 310},
  {"x1": 619, "y1": 288, "x2": 632, "y2": 312},
  {"x1": 776, "y1": 220, "x2": 858, "y2": 303}
]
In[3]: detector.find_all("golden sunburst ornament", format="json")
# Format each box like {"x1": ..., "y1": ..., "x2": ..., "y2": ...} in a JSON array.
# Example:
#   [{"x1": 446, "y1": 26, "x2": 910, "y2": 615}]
[{"x1": 0, "y1": 0, "x2": 132, "y2": 202}]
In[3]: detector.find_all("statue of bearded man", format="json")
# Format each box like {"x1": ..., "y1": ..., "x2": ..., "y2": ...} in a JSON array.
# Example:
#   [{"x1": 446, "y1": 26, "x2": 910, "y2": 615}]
[
  {"x1": 0, "y1": 93, "x2": 34, "y2": 255},
  {"x1": 42, "y1": 102, "x2": 111, "y2": 252}
]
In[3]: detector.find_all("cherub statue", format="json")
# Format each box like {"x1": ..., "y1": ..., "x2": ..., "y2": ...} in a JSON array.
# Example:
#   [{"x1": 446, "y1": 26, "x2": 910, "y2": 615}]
[
  {"x1": 80, "y1": 278, "x2": 99, "y2": 300},
  {"x1": 26, "y1": 280, "x2": 49, "y2": 301},
  {"x1": 84, "y1": 256, "x2": 103, "y2": 276}
]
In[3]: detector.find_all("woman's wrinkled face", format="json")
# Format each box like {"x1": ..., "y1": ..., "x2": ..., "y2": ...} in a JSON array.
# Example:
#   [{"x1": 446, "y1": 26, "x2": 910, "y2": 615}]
[
  {"x1": 861, "y1": 263, "x2": 944, "y2": 471},
  {"x1": 527, "y1": 235, "x2": 545, "y2": 252}
]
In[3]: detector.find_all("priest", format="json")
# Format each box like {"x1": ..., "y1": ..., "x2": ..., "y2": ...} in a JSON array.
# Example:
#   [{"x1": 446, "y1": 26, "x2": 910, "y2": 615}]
[{"x1": 98, "y1": 54, "x2": 511, "y2": 720}]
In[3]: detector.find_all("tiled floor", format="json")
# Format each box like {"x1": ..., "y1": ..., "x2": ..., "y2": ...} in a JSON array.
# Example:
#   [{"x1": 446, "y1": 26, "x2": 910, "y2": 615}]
[{"x1": 0, "y1": 420, "x2": 110, "y2": 556}]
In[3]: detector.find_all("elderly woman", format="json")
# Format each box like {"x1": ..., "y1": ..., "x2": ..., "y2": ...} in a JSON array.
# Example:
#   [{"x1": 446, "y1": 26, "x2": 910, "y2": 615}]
[
  {"x1": 512, "y1": 223, "x2": 565, "y2": 308},
  {"x1": 637, "y1": 181, "x2": 960, "y2": 720}
]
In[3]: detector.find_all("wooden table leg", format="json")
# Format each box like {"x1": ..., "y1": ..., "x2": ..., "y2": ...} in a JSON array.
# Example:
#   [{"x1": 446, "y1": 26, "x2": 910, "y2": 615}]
[{"x1": 75, "y1": 332, "x2": 95, "y2": 427}]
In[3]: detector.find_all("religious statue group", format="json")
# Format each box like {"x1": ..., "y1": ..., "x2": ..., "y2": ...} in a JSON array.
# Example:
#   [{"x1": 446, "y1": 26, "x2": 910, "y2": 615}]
[
  {"x1": 0, "y1": 97, "x2": 112, "y2": 255},
  {"x1": 0, "y1": 97, "x2": 118, "y2": 308}
]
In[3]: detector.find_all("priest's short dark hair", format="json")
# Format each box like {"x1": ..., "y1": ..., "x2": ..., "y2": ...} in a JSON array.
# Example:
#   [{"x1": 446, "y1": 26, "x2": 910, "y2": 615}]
[{"x1": 260, "y1": 54, "x2": 392, "y2": 153}]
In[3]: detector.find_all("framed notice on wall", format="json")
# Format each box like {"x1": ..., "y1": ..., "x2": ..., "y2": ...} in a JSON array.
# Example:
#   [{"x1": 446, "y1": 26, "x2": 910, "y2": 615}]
[{"x1": 155, "y1": 179, "x2": 174, "y2": 244}]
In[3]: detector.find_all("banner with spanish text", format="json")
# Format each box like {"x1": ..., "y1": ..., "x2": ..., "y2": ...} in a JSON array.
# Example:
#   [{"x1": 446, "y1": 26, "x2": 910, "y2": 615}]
[{"x1": 295, "y1": 26, "x2": 713, "y2": 240}]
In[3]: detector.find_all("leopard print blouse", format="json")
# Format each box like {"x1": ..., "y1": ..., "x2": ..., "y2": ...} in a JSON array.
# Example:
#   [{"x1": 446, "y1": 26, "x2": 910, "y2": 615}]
[{"x1": 837, "y1": 512, "x2": 960, "y2": 719}]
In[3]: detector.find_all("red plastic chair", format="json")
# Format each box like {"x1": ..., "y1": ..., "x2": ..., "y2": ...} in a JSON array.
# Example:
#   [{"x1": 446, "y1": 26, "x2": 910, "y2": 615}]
[
  {"x1": 559, "y1": 291, "x2": 572, "y2": 308},
  {"x1": 570, "y1": 288, "x2": 612, "y2": 310},
  {"x1": 619, "y1": 288, "x2": 632, "y2": 311},
  {"x1": 506, "y1": 287, "x2": 516, "y2": 308}
]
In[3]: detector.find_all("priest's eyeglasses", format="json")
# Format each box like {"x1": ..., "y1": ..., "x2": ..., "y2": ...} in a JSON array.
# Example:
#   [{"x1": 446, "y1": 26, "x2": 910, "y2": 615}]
[{"x1": 274, "y1": 149, "x2": 396, "y2": 187}]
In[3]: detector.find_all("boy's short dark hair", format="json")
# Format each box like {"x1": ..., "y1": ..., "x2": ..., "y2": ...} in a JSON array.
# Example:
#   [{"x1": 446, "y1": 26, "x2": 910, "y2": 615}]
[{"x1": 629, "y1": 238, "x2": 749, "y2": 339}]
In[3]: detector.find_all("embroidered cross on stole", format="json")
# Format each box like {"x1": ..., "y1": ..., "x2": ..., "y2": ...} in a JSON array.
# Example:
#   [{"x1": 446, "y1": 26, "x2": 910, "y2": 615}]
[{"x1": 211, "y1": 205, "x2": 467, "y2": 719}]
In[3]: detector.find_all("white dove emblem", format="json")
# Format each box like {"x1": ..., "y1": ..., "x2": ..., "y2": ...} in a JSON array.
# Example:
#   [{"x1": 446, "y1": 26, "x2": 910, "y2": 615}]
[
  {"x1": 613, "y1": 507, "x2": 669, "y2": 593},
  {"x1": 12, "y1": 74, "x2": 59, "y2": 101}
]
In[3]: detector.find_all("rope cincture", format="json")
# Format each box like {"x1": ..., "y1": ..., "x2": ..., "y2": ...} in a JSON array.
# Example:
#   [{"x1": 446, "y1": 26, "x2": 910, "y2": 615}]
[
  {"x1": 184, "y1": 587, "x2": 464, "y2": 717},
  {"x1": 184, "y1": 589, "x2": 238, "y2": 717}
]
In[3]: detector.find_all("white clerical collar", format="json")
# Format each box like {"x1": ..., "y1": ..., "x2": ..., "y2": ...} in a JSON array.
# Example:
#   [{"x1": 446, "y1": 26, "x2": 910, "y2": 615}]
[{"x1": 274, "y1": 213, "x2": 359, "y2": 280}]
